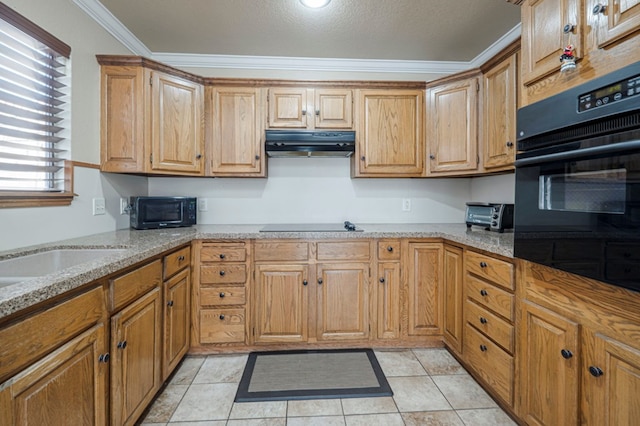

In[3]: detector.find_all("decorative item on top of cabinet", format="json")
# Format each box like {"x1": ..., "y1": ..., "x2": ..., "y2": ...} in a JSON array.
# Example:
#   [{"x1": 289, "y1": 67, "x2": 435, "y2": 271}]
[
  {"x1": 267, "y1": 87, "x2": 353, "y2": 129},
  {"x1": 443, "y1": 244, "x2": 464, "y2": 355},
  {"x1": 354, "y1": 89, "x2": 424, "y2": 177},
  {"x1": 519, "y1": 0, "x2": 640, "y2": 105},
  {"x1": 192, "y1": 241, "x2": 250, "y2": 348},
  {"x1": 426, "y1": 71, "x2": 480, "y2": 176},
  {"x1": 207, "y1": 86, "x2": 265, "y2": 176},
  {"x1": 98, "y1": 56, "x2": 204, "y2": 175},
  {"x1": 463, "y1": 250, "x2": 515, "y2": 407},
  {"x1": 404, "y1": 241, "x2": 443, "y2": 336},
  {"x1": 375, "y1": 240, "x2": 401, "y2": 340},
  {"x1": 480, "y1": 41, "x2": 519, "y2": 172},
  {"x1": 162, "y1": 245, "x2": 191, "y2": 381}
]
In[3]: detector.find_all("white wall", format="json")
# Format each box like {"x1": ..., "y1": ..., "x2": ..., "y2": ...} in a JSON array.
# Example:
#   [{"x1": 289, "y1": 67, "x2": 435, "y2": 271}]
[
  {"x1": 469, "y1": 173, "x2": 515, "y2": 204},
  {"x1": 0, "y1": 0, "x2": 137, "y2": 252},
  {"x1": 149, "y1": 158, "x2": 471, "y2": 225}
]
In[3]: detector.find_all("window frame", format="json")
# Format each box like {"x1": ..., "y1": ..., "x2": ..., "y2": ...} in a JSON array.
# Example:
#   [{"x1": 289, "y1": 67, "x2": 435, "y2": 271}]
[{"x1": 0, "y1": 3, "x2": 73, "y2": 208}]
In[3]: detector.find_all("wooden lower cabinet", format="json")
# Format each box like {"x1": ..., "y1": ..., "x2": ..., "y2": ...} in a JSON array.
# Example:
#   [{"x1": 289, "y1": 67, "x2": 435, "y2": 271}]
[
  {"x1": 376, "y1": 261, "x2": 401, "y2": 340},
  {"x1": 253, "y1": 264, "x2": 309, "y2": 343},
  {"x1": 316, "y1": 262, "x2": 370, "y2": 341},
  {"x1": 442, "y1": 244, "x2": 463, "y2": 354},
  {"x1": 405, "y1": 242, "x2": 443, "y2": 336},
  {"x1": 163, "y1": 268, "x2": 191, "y2": 380},
  {"x1": 110, "y1": 287, "x2": 162, "y2": 426},
  {"x1": 0, "y1": 324, "x2": 108, "y2": 426}
]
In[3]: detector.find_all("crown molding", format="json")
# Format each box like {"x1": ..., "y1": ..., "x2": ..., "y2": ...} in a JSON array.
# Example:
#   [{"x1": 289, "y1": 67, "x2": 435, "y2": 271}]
[{"x1": 75, "y1": 0, "x2": 520, "y2": 76}]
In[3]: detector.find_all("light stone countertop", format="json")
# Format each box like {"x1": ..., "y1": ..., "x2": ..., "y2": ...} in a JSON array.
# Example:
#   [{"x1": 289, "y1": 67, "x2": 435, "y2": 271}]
[{"x1": 0, "y1": 223, "x2": 513, "y2": 319}]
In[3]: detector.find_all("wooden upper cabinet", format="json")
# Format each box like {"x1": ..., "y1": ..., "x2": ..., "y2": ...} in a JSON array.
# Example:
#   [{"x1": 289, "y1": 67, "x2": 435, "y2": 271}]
[
  {"x1": 267, "y1": 87, "x2": 353, "y2": 129},
  {"x1": 354, "y1": 89, "x2": 424, "y2": 177},
  {"x1": 99, "y1": 60, "x2": 204, "y2": 175},
  {"x1": 427, "y1": 75, "x2": 479, "y2": 175},
  {"x1": 521, "y1": 0, "x2": 582, "y2": 85},
  {"x1": 151, "y1": 72, "x2": 204, "y2": 174},
  {"x1": 207, "y1": 87, "x2": 265, "y2": 176},
  {"x1": 592, "y1": 0, "x2": 640, "y2": 49},
  {"x1": 482, "y1": 53, "x2": 517, "y2": 170}
]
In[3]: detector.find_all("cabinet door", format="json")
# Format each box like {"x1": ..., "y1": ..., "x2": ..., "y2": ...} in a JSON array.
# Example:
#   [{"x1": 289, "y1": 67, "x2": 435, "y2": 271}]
[
  {"x1": 406, "y1": 243, "x2": 443, "y2": 336},
  {"x1": 521, "y1": 0, "x2": 582, "y2": 85},
  {"x1": 483, "y1": 54, "x2": 517, "y2": 170},
  {"x1": 376, "y1": 262, "x2": 400, "y2": 340},
  {"x1": 163, "y1": 268, "x2": 190, "y2": 381},
  {"x1": 151, "y1": 72, "x2": 204, "y2": 174},
  {"x1": 356, "y1": 90, "x2": 424, "y2": 176},
  {"x1": 254, "y1": 264, "x2": 309, "y2": 343},
  {"x1": 209, "y1": 87, "x2": 264, "y2": 176},
  {"x1": 519, "y1": 301, "x2": 579, "y2": 426},
  {"x1": 100, "y1": 66, "x2": 146, "y2": 173},
  {"x1": 427, "y1": 77, "x2": 479, "y2": 174},
  {"x1": 592, "y1": 0, "x2": 640, "y2": 49},
  {"x1": 317, "y1": 262, "x2": 369, "y2": 341},
  {"x1": 583, "y1": 331, "x2": 640, "y2": 426},
  {"x1": 443, "y1": 245, "x2": 463, "y2": 354},
  {"x1": 0, "y1": 324, "x2": 107, "y2": 426},
  {"x1": 268, "y1": 87, "x2": 309, "y2": 128},
  {"x1": 111, "y1": 288, "x2": 162, "y2": 426},
  {"x1": 314, "y1": 89, "x2": 353, "y2": 129}
]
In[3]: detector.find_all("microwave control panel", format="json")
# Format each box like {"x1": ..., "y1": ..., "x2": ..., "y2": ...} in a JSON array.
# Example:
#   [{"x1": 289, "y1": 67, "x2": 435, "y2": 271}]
[{"x1": 578, "y1": 73, "x2": 640, "y2": 112}]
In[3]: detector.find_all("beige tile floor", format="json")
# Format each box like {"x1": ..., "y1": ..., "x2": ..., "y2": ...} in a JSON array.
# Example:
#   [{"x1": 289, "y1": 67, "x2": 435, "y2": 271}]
[{"x1": 140, "y1": 348, "x2": 517, "y2": 426}]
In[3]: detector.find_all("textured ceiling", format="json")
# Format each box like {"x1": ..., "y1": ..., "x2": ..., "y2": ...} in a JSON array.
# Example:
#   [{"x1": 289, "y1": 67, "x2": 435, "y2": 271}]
[{"x1": 97, "y1": 0, "x2": 521, "y2": 62}]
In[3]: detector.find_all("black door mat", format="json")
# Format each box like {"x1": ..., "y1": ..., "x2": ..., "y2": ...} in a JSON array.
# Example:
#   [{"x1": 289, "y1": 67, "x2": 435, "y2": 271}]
[{"x1": 234, "y1": 348, "x2": 393, "y2": 402}]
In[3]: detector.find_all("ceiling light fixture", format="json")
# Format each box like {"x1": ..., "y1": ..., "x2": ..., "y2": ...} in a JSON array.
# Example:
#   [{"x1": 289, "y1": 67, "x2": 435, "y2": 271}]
[{"x1": 299, "y1": 0, "x2": 331, "y2": 8}]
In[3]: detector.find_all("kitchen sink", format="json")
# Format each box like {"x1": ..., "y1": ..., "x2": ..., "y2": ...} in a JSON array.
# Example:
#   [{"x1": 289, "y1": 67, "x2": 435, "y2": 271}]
[{"x1": 0, "y1": 248, "x2": 128, "y2": 288}]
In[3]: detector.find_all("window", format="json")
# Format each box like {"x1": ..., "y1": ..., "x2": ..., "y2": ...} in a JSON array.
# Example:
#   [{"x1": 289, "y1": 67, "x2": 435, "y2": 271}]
[{"x1": 0, "y1": 3, "x2": 72, "y2": 207}]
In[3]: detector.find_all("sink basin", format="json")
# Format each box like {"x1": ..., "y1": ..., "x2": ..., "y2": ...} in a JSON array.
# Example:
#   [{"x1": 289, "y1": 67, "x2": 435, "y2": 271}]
[{"x1": 0, "y1": 248, "x2": 127, "y2": 287}]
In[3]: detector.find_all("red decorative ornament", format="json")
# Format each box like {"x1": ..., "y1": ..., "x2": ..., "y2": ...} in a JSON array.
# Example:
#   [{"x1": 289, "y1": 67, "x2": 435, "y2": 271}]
[{"x1": 560, "y1": 44, "x2": 577, "y2": 73}]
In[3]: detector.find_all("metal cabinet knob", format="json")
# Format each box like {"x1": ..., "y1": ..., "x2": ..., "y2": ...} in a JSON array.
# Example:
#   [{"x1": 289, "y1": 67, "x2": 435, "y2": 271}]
[
  {"x1": 589, "y1": 366, "x2": 604, "y2": 377},
  {"x1": 219, "y1": 270, "x2": 226, "y2": 276},
  {"x1": 302, "y1": 109, "x2": 307, "y2": 115},
  {"x1": 98, "y1": 353, "x2": 110, "y2": 363},
  {"x1": 315, "y1": 110, "x2": 320, "y2": 116},
  {"x1": 255, "y1": 155, "x2": 260, "y2": 160},
  {"x1": 318, "y1": 278, "x2": 323, "y2": 285},
  {"x1": 178, "y1": 255, "x2": 185, "y2": 261},
  {"x1": 593, "y1": 3, "x2": 606, "y2": 14},
  {"x1": 360, "y1": 156, "x2": 366, "y2": 161},
  {"x1": 479, "y1": 317, "x2": 488, "y2": 324},
  {"x1": 219, "y1": 292, "x2": 225, "y2": 298},
  {"x1": 303, "y1": 280, "x2": 308, "y2": 286},
  {"x1": 429, "y1": 154, "x2": 436, "y2": 160},
  {"x1": 506, "y1": 141, "x2": 514, "y2": 147},
  {"x1": 480, "y1": 261, "x2": 488, "y2": 268},
  {"x1": 196, "y1": 154, "x2": 202, "y2": 159},
  {"x1": 561, "y1": 349, "x2": 573, "y2": 359},
  {"x1": 480, "y1": 289, "x2": 488, "y2": 296},
  {"x1": 117, "y1": 340, "x2": 127, "y2": 350},
  {"x1": 480, "y1": 345, "x2": 488, "y2": 352},
  {"x1": 167, "y1": 300, "x2": 174, "y2": 307},
  {"x1": 379, "y1": 277, "x2": 386, "y2": 283},
  {"x1": 563, "y1": 23, "x2": 575, "y2": 33},
  {"x1": 387, "y1": 246, "x2": 393, "y2": 252},
  {"x1": 219, "y1": 314, "x2": 225, "y2": 320}
]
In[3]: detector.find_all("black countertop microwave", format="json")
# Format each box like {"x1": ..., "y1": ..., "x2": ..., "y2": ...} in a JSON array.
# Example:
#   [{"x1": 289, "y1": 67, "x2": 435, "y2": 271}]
[{"x1": 130, "y1": 196, "x2": 197, "y2": 230}]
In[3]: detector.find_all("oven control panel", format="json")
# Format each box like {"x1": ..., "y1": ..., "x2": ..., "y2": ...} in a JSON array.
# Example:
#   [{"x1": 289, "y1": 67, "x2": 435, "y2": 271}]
[{"x1": 579, "y1": 73, "x2": 640, "y2": 112}]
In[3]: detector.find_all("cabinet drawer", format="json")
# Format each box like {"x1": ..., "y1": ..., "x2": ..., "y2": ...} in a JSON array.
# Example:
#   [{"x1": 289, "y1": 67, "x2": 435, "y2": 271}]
[
  {"x1": 163, "y1": 246, "x2": 191, "y2": 279},
  {"x1": 254, "y1": 241, "x2": 309, "y2": 262},
  {"x1": 317, "y1": 241, "x2": 370, "y2": 261},
  {"x1": 465, "y1": 251, "x2": 514, "y2": 290},
  {"x1": 377, "y1": 241, "x2": 400, "y2": 260},
  {"x1": 200, "y1": 264, "x2": 247, "y2": 284},
  {"x1": 200, "y1": 244, "x2": 246, "y2": 262},
  {"x1": 201, "y1": 286, "x2": 246, "y2": 306},
  {"x1": 199, "y1": 308, "x2": 245, "y2": 343},
  {"x1": 466, "y1": 275, "x2": 514, "y2": 321},
  {"x1": 0, "y1": 285, "x2": 105, "y2": 382},
  {"x1": 111, "y1": 260, "x2": 162, "y2": 311},
  {"x1": 464, "y1": 324, "x2": 514, "y2": 406},
  {"x1": 465, "y1": 299, "x2": 515, "y2": 354}
]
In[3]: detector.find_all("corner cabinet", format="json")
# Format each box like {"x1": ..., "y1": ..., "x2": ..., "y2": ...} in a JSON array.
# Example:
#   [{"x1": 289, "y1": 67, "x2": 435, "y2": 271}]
[
  {"x1": 353, "y1": 89, "x2": 424, "y2": 177},
  {"x1": 426, "y1": 73, "x2": 480, "y2": 175},
  {"x1": 99, "y1": 57, "x2": 204, "y2": 175},
  {"x1": 207, "y1": 86, "x2": 265, "y2": 176}
]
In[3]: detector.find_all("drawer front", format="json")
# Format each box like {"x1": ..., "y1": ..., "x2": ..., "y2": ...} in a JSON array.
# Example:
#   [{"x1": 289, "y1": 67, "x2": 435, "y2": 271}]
[
  {"x1": 466, "y1": 275, "x2": 514, "y2": 321},
  {"x1": 0, "y1": 285, "x2": 105, "y2": 382},
  {"x1": 317, "y1": 241, "x2": 370, "y2": 261},
  {"x1": 464, "y1": 324, "x2": 514, "y2": 406},
  {"x1": 201, "y1": 286, "x2": 246, "y2": 306},
  {"x1": 200, "y1": 244, "x2": 246, "y2": 263},
  {"x1": 254, "y1": 241, "x2": 309, "y2": 262},
  {"x1": 465, "y1": 251, "x2": 514, "y2": 290},
  {"x1": 377, "y1": 241, "x2": 401, "y2": 261},
  {"x1": 200, "y1": 264, "x2": 247, "y2": 284},
  {"x1": 465, "y1": 299, "x2": 515, "y2": 353},
  {"x1": 111, "y1": 260, "x2": 162, "y2": 311},
  {"x1": 163, "y1": 246, "x2": 191, "y2": 279},
  {"x1": 199, "y1": 308, "x2": 245, "y2": 343}
]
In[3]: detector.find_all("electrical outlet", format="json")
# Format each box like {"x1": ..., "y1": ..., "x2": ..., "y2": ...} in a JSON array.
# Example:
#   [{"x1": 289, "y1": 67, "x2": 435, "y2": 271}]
[
  {"x1": 120, "y1": 198, "x2": 129, "y2": 215},
  {"x1": 198, "y1": 198, "x2": 208, "y2": 212},
  {"x1": 92, "y1": 197, "x2": 106, "y2": 215},
  {"x1": 402, "y1": 198, "x2": 411, "y2": 212}
]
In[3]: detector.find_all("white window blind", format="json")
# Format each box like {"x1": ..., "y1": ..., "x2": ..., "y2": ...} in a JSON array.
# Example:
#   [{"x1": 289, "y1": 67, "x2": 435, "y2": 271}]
[{"x1": 0, "y1": 5, "x2": 70, "y2": 192}]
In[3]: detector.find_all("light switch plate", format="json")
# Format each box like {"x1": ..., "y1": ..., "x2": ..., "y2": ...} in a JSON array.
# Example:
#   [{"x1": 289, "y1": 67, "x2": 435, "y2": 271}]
[
  {"x1": 198, "y1": 198, "x2": 208, "y2": 212},
  {"x1": 93, "y1": 198, "x2": 106, "y2": 215}
]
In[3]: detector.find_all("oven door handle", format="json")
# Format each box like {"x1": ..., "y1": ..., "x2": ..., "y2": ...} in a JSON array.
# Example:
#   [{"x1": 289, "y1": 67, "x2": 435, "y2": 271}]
[{"x1": 515, "y1": 140, "x2": 640, "y2": 167}]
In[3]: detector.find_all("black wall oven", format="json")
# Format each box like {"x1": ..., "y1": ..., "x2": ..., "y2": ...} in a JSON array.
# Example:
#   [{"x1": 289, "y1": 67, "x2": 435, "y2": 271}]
[{"x1": 514, "y1": 61, "x2": 640, "y2": 292}]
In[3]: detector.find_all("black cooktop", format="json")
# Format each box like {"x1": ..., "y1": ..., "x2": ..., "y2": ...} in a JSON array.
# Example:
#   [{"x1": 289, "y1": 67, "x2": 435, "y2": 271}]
[{"x1": 260, "y1": 222, "x2": 363, "y2": 232}]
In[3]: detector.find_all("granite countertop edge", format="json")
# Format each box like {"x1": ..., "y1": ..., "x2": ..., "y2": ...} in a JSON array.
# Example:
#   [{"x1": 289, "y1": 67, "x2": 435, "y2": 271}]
[{"x1": 0, "y1": 223, "x2": 513, "y2": 319}]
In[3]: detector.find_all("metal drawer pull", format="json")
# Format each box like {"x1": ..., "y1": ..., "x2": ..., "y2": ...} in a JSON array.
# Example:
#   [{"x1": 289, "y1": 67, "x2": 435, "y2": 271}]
[
  {"x1": 589, "y1": 366, "x2": 604, "y2": 377},
  {"x1": 219, "y1": 253, "x2": 226, "y2": 259},
  {"x1": 480, "y1": 345, "x2": 488, "y2": 352},
  {"x1": 379, "y1": 277, "x2": 385, "y2": 283},
  {"x1": 98, "y1": 353, "x2": 110, "y2": 363},
  {"x1": 219, "y1": 314, "x2": 225, "y2": 320},
  {"x1": 318, "y1": 278, "x2": 323, "y2": 285},
  {"x1": 117, "y1": 340, "x2": 127, "y2": 350},
  {"x1": 167, "y1": 300, "x2": 174, "y2": 307},
  {"x1": 561, "y1": 349, "x2": 573, "y2": 359},
  {"x1": 387, "y1": 246, "x2": 393, "y2": 252},
  {"x1": 178, "y1": 255, "x2": 185, "y2": 261},
  {"x1": 480, "y1": 289, "x2": 488, "y2": 296},
  {"x1": 479, "y1": 317, "x2": 488, "y2": 324},
  {"x1": 303, "y1": 280, "x2": 308, "y2": 286},
  {"x1": 219, "y1": 270, "x2": 226, "y2": 276},
  {"x1": 219, "y1": 292, "x2": 225, "y2": 298},
  {"x1": 480, "y1": 261, "x2": 488, "y2": 268}
]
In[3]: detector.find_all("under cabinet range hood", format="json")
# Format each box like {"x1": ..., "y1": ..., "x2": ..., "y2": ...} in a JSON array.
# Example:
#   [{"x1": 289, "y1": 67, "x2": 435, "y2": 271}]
[{"x1": 265, "y1": 130, "x2": 355, "y2": 158}]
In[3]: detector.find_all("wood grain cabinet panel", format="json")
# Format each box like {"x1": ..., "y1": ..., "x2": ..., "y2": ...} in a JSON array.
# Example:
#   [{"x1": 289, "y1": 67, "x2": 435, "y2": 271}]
[
  {"x1": 268, "y1": 87, "x2": 309, "y2": 128},
  {"x1": 163, "y1": 268, "x2": 190, "y2": 380},
  {"x1": 466, "y1": 275, "x2": 515, "y2": 321},
  {"x1": 268, "y1": 87, "x2": 353, "y2": 129},
  {"x1": 443, "y1": 245, "x2": 464, "y2": 354},
  {"x1": 199, "y1": 308, "x2": 245, "y2": 343},
  {"x1": 406, "y1": 242, "x2": 443, "y2": 336},
  {"x1": 355, "y1": 89, "x2": 424, "y2": 177},
  {"x1": 376, "y1": 261, "x2": 401, "y2": 340},
  {"x1": 593, "y1": 0, "x2": 640, "y2": 49},
  {"x1": 314, "y1": 88, "x2": 353, "y2": 128}
]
